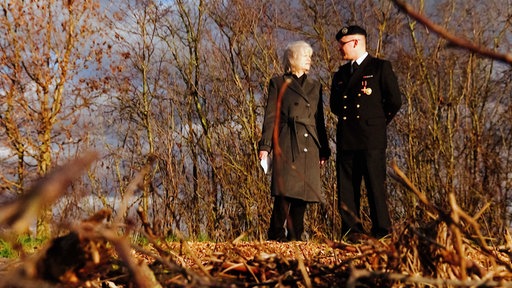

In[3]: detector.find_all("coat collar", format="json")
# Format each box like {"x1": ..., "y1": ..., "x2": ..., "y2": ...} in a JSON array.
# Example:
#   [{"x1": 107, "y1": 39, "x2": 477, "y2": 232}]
[
  {"x1": 283, "y1": 74, "x2": 314, "y2": 103},
  {"x1": 345, "y1": 55, "x2": 372, "y2": 91}
]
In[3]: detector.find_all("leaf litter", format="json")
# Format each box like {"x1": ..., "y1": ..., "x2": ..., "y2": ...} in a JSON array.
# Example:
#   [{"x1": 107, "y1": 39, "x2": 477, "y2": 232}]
[{"x1": 1, "y1": 154, "x2": 512, "y2": 287}]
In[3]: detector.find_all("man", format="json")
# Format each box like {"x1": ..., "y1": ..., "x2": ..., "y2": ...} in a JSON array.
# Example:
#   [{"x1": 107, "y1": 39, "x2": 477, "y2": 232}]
[{"x1": 330, "y1": 25, "x2": 402, "y2": 240}]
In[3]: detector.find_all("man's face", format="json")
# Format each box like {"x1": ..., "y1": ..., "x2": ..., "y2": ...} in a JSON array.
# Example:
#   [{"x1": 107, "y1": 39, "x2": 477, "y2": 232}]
[{"x1": 338, "y1": 36, "x2": 360, "y2": 60}]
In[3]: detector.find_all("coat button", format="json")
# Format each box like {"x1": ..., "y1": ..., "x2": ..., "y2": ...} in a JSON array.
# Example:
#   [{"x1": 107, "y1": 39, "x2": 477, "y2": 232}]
[
  {"x1": 303, "y1": 148, "x2": 308, "y2": 152},
  {"x1": 343, "y1": 106, "x2": 347, "y2": 109},
  {"x1": 343, "y1": 95, "x2": 348, "y2": 99},
  {"x1": 343, "y1": 117, "x2": 347, "y2": 120},
  {"x1": 356, "y1": 104, "x2": 360, "y2": 108},
  {"x1": 304, "y1": 133, "x2": 309, "y2": 137}
]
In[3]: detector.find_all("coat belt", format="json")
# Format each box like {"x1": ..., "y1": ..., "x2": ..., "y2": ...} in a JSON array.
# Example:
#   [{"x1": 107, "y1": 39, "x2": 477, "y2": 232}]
[{"x1": 285, "y1": 117, "x2": 316, "y2": 161}]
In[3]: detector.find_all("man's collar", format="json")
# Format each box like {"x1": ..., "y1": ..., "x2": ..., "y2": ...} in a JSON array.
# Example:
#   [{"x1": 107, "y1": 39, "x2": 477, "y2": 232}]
[{"x1": 352, "y1": 52, "x2": 368, "y2": 65}]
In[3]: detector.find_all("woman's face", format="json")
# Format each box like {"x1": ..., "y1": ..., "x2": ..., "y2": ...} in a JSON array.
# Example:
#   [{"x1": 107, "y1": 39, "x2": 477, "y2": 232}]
[{"x1": 293, "y1": 49, "x2": 312, "y2": 74}]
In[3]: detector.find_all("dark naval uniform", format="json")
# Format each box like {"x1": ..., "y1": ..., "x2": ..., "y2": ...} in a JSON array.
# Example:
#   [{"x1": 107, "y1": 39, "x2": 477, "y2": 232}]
[
  {"x1": 259, "y1": 73, "x2": 331, "y2": 240},
  {"x1": 330, "y1": 55, "x2": 402, "y2": 237}
]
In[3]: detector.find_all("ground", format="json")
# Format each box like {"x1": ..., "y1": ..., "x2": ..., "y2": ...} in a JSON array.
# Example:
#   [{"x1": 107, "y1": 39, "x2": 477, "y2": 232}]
[{"x1": 2, "y1": 229, "x2": 511, "y2": 287}]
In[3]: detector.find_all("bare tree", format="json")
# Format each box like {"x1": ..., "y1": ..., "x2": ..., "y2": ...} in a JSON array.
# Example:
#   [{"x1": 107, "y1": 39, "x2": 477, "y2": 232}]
[
  {"x1": 389, "y1": 0, "x2": 512, "y2": 235},
  {"x1": 1, "y1": 0, "x2": 511, "y2": 247},
  {"x1": 0, "y1": 0, "x2": 107, "y2": 237}
]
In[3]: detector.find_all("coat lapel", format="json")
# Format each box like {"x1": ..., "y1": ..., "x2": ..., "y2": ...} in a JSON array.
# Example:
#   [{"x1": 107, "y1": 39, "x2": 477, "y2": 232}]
[
  {"x1": 345, "y1": 56, "x2": 372, "y2": 92},
  {"x1": 283, "y1": 75, "x2": 311, "y2": 103}
]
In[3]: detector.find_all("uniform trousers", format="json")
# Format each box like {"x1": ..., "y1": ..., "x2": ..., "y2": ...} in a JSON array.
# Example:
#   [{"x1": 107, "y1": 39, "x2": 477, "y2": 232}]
[{"x1": 337, "y1": 149, "x2": 391, "y2": 238}]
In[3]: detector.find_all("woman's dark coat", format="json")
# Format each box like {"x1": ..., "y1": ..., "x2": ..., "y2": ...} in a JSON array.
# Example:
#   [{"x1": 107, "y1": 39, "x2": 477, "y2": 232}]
[{"x1": 259, "y1": 74, "x2": 331, "y2": 202}]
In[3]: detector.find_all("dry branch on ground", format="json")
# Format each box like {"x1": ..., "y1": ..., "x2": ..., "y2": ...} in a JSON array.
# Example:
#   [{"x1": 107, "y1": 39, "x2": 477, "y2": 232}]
[
  {"x1": 2, "y1": 221, "x2": 512, "y2": 287},
  {"x1": 1, "y1": 154, "x2": 512, "y2": 287}
]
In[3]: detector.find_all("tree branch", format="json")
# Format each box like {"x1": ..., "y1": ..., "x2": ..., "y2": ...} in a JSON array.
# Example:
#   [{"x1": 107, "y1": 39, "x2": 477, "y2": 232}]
[{"x1": 391, "y1": 0, "x2": 512, "y2": 65}]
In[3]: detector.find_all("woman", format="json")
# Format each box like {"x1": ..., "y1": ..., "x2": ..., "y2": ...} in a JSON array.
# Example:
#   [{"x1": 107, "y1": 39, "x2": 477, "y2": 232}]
[{"x1": 258, "y1": 41, "x2": 331, "y2": 241}]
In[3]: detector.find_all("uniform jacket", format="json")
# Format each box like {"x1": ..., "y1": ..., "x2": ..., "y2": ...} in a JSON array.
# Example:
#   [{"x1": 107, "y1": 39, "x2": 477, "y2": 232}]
[
  {"x1": 330, "y1": 55, "x2": 402, "y2": 150},
  {"x1": 259, "y1": 74, "x2": 331, "y2": 202}
]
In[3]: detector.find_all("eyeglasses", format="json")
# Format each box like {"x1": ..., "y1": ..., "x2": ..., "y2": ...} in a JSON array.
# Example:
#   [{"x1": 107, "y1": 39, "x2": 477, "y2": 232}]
[{"x1": 339, "y1": 39, "x2": 358, "y2": 47}]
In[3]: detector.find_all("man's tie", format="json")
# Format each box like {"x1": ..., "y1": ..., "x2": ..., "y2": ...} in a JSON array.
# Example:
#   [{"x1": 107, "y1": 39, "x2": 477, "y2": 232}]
[{"x1": 352, "y1": 62, "x2": 359, "y2": 74}]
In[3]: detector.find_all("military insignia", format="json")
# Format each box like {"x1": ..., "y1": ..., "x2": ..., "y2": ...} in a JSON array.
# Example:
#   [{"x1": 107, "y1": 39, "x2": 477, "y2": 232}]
[
  {"x1": 361, "y1": 81, "x2": 372, "y2": 95},
  {"x1": 341, "y1": 27, "x2": 348, "y2": 34},
  {"x1": 363, "y1": 75, "x2": 374, "y2": 79}
]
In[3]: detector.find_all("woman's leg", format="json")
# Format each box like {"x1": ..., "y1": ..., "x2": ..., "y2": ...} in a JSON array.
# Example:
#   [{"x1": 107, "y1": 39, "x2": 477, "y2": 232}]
[
  {"x1": 287, "y1": 198, "x2": 307, "y2": 241},
  {"x1": 267, "y1": 196, "x2": 290, "y2": 242}
]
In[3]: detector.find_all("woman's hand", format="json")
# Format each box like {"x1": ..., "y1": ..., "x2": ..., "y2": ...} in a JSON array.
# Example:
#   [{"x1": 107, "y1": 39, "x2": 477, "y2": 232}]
[{"x1": 259, "y1": 150, "x2": 268, "y2": 160}]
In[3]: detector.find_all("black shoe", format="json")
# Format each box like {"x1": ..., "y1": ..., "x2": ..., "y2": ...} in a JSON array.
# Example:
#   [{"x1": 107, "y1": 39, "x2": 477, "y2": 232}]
[
  {"x1": 344, "y1": 232, "x2": 369, "y2": 244},
  {"x1": 372, "y1": 233, "x2": 391, "y2": 240},
  {"x1": 371, "y1": 228, "x2": 391, "y2": 239},
  {"x1": 268, "y1": 229, "x2": 287, "y2": 242}
]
